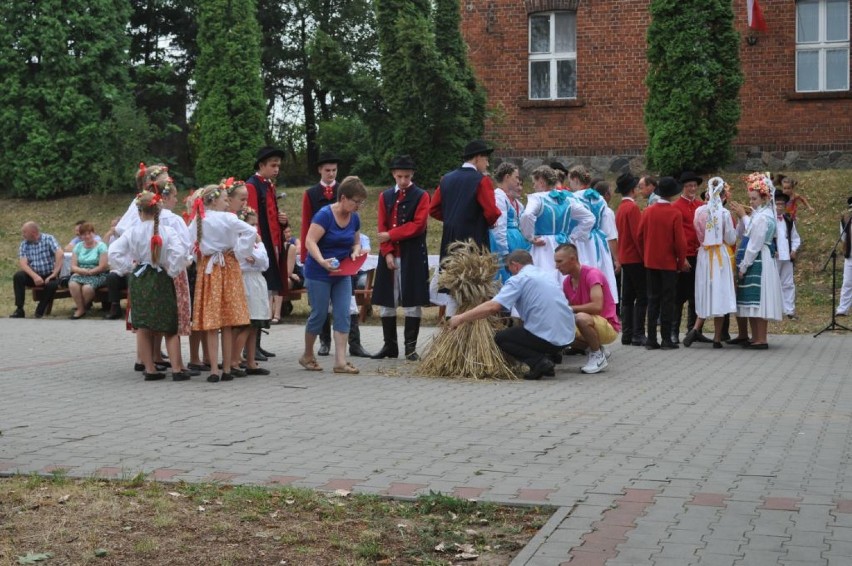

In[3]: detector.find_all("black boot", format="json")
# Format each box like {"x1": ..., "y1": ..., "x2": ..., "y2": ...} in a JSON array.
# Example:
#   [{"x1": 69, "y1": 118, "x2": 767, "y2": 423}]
[
  {"x1": 256, "y1": 330, "x2": 275, "y2": 358},
  {"x1": 403, "y1": 316, "x2": 421, "y2": 361},
  {"x1": 318, "y1": 315, "x2": 331, "y2": 356},
  {"x1": 103, "y1": 302, "x2": 123, "y2": 320},
  {"x1": 348, "y1": 314, "x2": 372, "y2": 357},
  {"x1": 371, "y1": 317, "x2": 399, "y2": 359}
]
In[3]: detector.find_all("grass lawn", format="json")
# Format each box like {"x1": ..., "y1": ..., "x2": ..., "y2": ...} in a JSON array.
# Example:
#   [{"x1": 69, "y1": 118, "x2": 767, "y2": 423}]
[
  {"x1": 0, "y1": 473, "x2": 551, "y2": 565},
  {"x1": 1, "y1": 169, "x2": 851, "y2": 332}
]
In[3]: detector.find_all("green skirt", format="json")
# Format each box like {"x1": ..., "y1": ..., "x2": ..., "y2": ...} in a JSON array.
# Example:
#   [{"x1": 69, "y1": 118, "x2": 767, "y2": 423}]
[
  {"x1": 129, "y1": 266, "x2": 178, "y2": 334},
  {"x1": 736, "y1": 251, "x2": 763, "y2": 307}
]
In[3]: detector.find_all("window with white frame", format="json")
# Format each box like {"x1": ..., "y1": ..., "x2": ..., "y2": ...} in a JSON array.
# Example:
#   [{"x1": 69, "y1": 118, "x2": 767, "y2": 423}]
[
  {"x1": 796, "y1": 0, "x2": 850, "y2": 92},
  {"x1": 529, "y1": 11, "x2": 577, "y2": 100}
]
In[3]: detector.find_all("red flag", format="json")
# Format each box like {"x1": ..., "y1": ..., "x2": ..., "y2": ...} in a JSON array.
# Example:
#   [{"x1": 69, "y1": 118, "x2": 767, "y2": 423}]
[{"x1": 748, "y1": 0, "x2": 768, "y2": 32}]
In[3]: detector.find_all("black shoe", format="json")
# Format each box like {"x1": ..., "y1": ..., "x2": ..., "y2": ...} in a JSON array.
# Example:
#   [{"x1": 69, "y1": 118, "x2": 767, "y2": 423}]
[
  {"x1": 171, "y1": 371, "x2": 192, "y2": 381},
  {"x1": 188, "y1": 362, "x2": 211, "y2": 371},
  {"x1": 694, "y1": 333, "x2": 713, "y2": 343},
  {"x1": 669, "y1": 333, "x2": 680, "y2": 345},
  {"x1": 621, "y1": 336, "x2": 633, "y2": 346},
  {"x1": 254, "y1": 351, "x2": 268, "y2": 362},
  {"x1": 349, "y1": 343, "x2": 372, "y2": 358},
  {"x1": 246, "y1": 367, "x2": 271, "y2": 376},
  {"x1": 405, "y1": 351, "x2": 420, "y2": 361},
  {"x1": 10, "y1": 308, "x2": 24, "y2": 319},
  {"x1": 160, "y1": 351, "x2": 169, "y2": 360},
  {"x1": 134, "y1": 363, "x2": 145, "y2": 372},
  {"x1": 182, "y1": 368, "x2": 201, "y2": 377},
  {"x1": 745, "y1": 342, "x2": 769, "y2": 350},
  {"x1": 230, "y1": 368, "x2": 247, "y2": 378},
  {"x1": 524, "y1": 358, "x2": 554, "y2": 380},
  {"x1": 134, "y1": 362, "x2": 168, "y2": 372},
  {"x1": 548, "y1": 353, "x2": 563, "y2": 365},
  {"x1": 206, "y1": 374, "x2": 220, "y2": 383},
  {"x1": 103, "y1": 307, "x2": 123, "y2": 320},
  {"x1": 660, "y1": 340, "x2": 679, "y2": 350},
  {"x1": 631, "y1": 337, "x2": 647, "y2": 346},
  {"x1": 221, "y1": 372, "x2": 234, "y2": 381},
  {"x1": 726, "y1": 337, "x2": 749, "y2": 345},
  {"x1": 155, "y1": 362, "x2": 169, "y2": 372},
  {"x1": 645, "y1": 341, "x2": 661, "y2": 350},
  {"x1": 34, "y1": 304, "x2": 46, "y2": 318},
  {"x1": 682, "y1": 328, "x2": 698, "y2": 348},
  {"x1": 317, "y1": 342, "x2": 331, "y2": 356},
  {"x1": 257, "y1": 346, "x2": 276, "y2": 358},
  {"x1": 69, "y1": 313, "x2": 85, "y2": 320},
  {"x1": 713, "y1": 342, "x2": 723, "y2": 349},
  {"x1": 371, "y1": 344, "x2": 399, "y2": 359},
  {"x1": 143, "y1": 372, "x2": 165, "y2": 381},
  {"x1": 543, "y1": 366, "x2": 556, "y2": 377},
  {"x1": 720, "y1": 333, "x2": 732, "y2": 342}
]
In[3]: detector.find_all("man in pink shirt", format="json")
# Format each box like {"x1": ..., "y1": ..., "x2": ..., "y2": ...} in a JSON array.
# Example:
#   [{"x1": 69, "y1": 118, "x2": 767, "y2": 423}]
[{"x1": 554, "y1": 243, "x2": 621, "y2": 374}]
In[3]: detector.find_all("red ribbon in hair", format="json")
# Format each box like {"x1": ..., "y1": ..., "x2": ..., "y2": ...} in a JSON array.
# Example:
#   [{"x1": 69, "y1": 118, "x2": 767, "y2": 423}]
[
  {"x1": 139, "y1": 162, "x2": 146, "y2": 178},
  {"x1": 150, "y1": 234, "x2": 163, "y2": 249},
  {"x1": 191, "y1": 197, "x2": 206, "y2": 220},
  {"x1": 224, "y1": 177, "x2": 235, "y2": 189},
  {"x1": 151, "y1": 194, "x2": 162, "y2": 205}
]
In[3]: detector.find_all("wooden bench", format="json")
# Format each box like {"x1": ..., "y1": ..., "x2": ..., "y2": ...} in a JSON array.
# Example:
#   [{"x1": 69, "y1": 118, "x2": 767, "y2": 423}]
[{"x1": 29, "y1": 285, "x2": 126, "y2": 316}]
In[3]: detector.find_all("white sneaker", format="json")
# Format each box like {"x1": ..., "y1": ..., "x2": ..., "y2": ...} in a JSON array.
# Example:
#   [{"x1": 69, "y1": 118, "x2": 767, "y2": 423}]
[
  {"x1": 581, "y1": 350, "x2": 608, "y2": 374},
  {"x1": 601, "y1": 345, "x2": 612, "y2": 360}
]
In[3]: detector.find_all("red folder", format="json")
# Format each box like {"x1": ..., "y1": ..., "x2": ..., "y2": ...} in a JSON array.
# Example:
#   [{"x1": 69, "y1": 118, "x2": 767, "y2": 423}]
[{"x1": 330, "y1": 253, "x2": 368, "y2": 276}]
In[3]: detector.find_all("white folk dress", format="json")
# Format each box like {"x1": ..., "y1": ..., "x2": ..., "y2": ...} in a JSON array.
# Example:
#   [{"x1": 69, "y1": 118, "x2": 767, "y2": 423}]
[
  {"x1": 736, "y1": 204, "x2": 783, "y2": 320},
  {"x1": 693, "y1": 202, "x2": 737, "y2": 318}
]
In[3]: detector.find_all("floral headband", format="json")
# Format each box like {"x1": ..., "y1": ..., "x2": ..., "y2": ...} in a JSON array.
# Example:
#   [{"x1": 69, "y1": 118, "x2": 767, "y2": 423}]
[
  {"x1": 745, "y1": 172, "x2": 773, "y2": 198},
  {"x1": 202, "y1": 187, "x2": 222, "y2": 204},
  {"x1": 220, "y1": 177, "x2": 246, "y2": 196},
  {"x1": 237, "y1": 205, "x2": 257, "y2": 222}
]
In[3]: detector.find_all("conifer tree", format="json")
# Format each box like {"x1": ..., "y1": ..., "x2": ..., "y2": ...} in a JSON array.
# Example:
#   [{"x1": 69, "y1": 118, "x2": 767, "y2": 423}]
[
  {"x1": 644, "y1": 0, "x2": 743, "y2": 173},
  {"x1": 0, "y1": 0, "x2": 142, "y2": 197},
  {"x1": 194, "y1": 0, "x2": 266, "y2": 183}
]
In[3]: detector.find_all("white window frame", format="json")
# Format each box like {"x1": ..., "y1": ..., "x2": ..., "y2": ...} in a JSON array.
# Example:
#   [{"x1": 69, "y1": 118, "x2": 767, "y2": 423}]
[
  {"x1": 528, "y1": 11, "x2": 577, "y2": 100},
  {"x1": 795, "y1": 0, "x2": 850, "y2": 92}
]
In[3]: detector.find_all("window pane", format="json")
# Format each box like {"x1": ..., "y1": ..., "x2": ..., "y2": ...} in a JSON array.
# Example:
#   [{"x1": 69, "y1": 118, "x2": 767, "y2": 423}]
[
  {"x1": 826, "y1": 48, "x2": 850, "y2": 90},
  {"x1": 796, "y1": 0, "x2": 819, "y2": 43},
  {"x1": 556, "y1": 59, "x2": 577, "y2": 98},
  {"x1": 796, "y1": 50, "x2": 819, "y2": 90},
  {"x1": 530, "y1": 16, "x2": 550, "y2": 53},
  {"x1": 554, "y1": 12, "x2": 576, "y2": 53},
  {"x1": 530, "y1": 61, "x2": 551, "y2": 99},
  {"x1": 826, "y1": 0, "x2": 849, "y2": 42}
]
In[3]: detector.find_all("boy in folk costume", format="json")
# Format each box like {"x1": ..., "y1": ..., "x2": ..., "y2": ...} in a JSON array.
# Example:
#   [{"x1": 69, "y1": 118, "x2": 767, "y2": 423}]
[
  {"x1": 682, "y1": 177, "x2": 738, "y2": 348},
  {"x1": 637, "y1": 177, "x2": 689, "y2": 350},
  {"x1": 772, "y1": 193, "x2": 802, "y2": 319},
  {"x1": 245, "y1": 146, "x2": 287, "y2": 360},
  {"x1": 614, "y1": 173, "x2": 647, "y2": 346},
  {"x1": 371, "y1": 156, "x2": 431, "y2": 361},
  {"x1": 299, "y1": 151, "x2": 371, "y2": 357}
]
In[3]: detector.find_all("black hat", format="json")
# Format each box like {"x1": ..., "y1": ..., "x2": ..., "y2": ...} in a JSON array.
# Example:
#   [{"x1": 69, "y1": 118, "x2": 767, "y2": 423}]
[
  {"x1": 656, "y1": 176, "x2": 682, "y2": 199},
  {"x1": 550, "y1": 162, "x2": 568, "y2": 175},
  {"x1": 315, "y1": 151, "x2": 342, "y2": 167},
  {"x1": 847, "y1": 196, "x2": 852, "y2": 210},
  {"x1": 254, "y1": 146, "x2": 285, "y2": 169},
  {"x1": 678, "y1": 171, "x2": 703, "y2": 185},
  {"x1": 462, "y1": 139, "x2": 494, "y2": 160},
  {"x1": 615, "y1": 172, "x2": 639, "y2": 195},
  {"x1": 389, "y1": 154, "x2": 416, "y2": 171}
]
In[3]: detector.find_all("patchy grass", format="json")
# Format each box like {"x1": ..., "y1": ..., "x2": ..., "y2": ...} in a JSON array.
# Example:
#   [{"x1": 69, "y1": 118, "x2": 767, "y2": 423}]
[
  {"x1": 0, "y1": 476, "x2": 551, "y2": 566},
  {"x1": 1, "y1": 169, "x2": 850, "y2": 332}
]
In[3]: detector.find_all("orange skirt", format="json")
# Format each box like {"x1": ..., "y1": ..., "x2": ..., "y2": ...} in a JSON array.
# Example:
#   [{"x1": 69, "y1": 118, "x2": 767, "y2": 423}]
[{"x1": 192, "y1": 252, "x2": 249, "y2": 331}]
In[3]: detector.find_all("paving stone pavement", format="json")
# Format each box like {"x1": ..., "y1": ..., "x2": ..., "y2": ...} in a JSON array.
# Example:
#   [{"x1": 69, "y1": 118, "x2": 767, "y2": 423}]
[{"x1": 2, "y1": 318, "x2": 852, "y2": 565}]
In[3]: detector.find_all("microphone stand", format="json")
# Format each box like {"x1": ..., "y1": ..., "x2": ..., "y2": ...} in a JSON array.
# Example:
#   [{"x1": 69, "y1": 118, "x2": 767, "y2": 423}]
[{"x1": 814, "y1": 213, "x2": 852, "y2": 337}]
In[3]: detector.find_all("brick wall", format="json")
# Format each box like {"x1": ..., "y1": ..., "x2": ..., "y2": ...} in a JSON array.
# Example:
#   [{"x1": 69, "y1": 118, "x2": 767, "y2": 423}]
[{"x1": 462, "y1": 0, "x2": 852, "y2": 160}]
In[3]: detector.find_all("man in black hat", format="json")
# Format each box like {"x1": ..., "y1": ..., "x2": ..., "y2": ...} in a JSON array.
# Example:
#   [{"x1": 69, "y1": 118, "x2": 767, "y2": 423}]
[
  {"x1": 371, "y1": 155, "x2": 431, "y2": 361},
  {"x1": 550, "y1": 162, "x2": 569, "y2": 189},
  {"x1": 246, "y1": 146, "x2": 288, "y2": 359},
  {"x1": 672, "y1": 171, "x2": 709, "y2": 344},
  {"x1": 429, "y1": 139, "x2": 501, "y2": 261},
  {"x1": 299, "y1": 151, "x2": 371, "y2": 357},
  {"x1": 637, "y1": 177, "x2": 689, "y2": 350},
  {"x1": 615, "y1": 173, "x2": 647, "y2": 346}
]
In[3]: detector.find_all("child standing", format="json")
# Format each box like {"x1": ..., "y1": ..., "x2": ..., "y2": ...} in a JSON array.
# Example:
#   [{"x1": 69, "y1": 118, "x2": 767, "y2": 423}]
[
  {"x1": 108, "y1": 192, "x2": 191, "y2": 381},
  {"x1": 773, "y1": 193, "x2": 802, "y2": 319},
  {"x1": 189, "y1": 184, "x2": 257, "y2": 383},
  {"x1": 779, "y1": 175, "x2": 813, "y2": 221}
]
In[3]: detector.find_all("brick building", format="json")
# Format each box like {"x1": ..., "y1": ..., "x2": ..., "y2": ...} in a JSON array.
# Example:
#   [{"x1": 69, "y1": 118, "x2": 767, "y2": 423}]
[{"x1": 461, "y1": 0, "x2": 852, "y2": 171}]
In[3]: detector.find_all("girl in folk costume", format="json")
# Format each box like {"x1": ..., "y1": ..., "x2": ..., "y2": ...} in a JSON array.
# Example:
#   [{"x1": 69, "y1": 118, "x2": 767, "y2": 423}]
[
  {"x1": 230, "y1": 206, "x2": 272, "y2": 376},
  {"x1": 188, "y1": 184, "x2": 256, "y2": 383},
  {"x1": 566, "y1": 165, "x2": 619, "y2": 303},
  {"x1": 520, "y1": 165, "x2": 595, "y2": 279},
  {"x1": 682, "y1": 177, "x2": 738, "y2": 348},
  {"x1": 489, "y1": 162, "x2": 530, "y2": 283},
  {"x1": 735, "y1": 173, "x2": 783, "y2": 349},
  {"x1": 108, "y1": 191, "x2": 191, "y2": 381},
  {"x1": 183, "y1": 188, "x2": 211, "y2": 372}
]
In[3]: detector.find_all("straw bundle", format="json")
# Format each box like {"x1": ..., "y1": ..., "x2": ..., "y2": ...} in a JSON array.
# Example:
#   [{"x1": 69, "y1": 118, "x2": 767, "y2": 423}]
[{"x1": 417, "y1": 240, "x2": 519, "y2": 380}]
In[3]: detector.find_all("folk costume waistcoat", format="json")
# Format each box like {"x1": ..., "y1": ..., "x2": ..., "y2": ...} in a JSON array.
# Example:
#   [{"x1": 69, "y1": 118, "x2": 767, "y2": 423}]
[
  {"x1": 299, "y1": 181, "x2": 339, "y2": 263},
  {"x1": 246, "y1": 174, "x2": 283, "y2": 291},
  {"x1": 372, "y1": 185, "x2": 431, "y2": 308},
  {"x1": 436, "y1": 167, "x2": 490, "y2": 260}
]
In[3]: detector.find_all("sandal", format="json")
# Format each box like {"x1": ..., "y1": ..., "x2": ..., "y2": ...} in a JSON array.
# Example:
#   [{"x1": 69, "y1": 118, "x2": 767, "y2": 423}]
[
  {"x1": 270, "y1": 317, "x2": 280, "y2": 325},
  {"x1": 298, "y1": 356, "x2": 322, "y2": 371},
  {"x1": 333, "y1": 362, "x2": 359, "y2": 375}
]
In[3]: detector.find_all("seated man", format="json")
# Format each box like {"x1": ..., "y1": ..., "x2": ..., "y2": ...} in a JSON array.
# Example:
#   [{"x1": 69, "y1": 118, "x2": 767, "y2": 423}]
[
  {"x1": 448, "y1": 250, "x2": 575, "y2": 380},
  {"x1": 12, "y1": 221, "x2": 64, "y2": 318},
  {"x1": 554, "y1": 243, "x2": 620, "y2": 374}
]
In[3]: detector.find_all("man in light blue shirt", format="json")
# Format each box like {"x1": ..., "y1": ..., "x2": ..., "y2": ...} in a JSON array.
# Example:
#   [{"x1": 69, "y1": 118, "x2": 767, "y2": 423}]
[{"x1": 449, "y1": 250, "x2": 575, "y2": 379}]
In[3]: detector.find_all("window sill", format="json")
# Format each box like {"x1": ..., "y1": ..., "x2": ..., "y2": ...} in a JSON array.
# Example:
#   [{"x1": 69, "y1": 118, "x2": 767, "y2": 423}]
[
  {"x1": 519, "y1": 99, "x2": 585, "y2": 108},
  {"x1": 786, "y1": 91, "x2": 852, "y2": 101}
]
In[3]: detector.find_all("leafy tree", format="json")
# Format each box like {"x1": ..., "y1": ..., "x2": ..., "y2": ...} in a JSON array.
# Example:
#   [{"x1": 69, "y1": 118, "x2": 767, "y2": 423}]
[
  {"x1": 376, "y1": 0, "x2": 487, "y2": 188},
  {"x1": 0, "y1": 0, "x2": 143, "y2": 197},
  {"x1": 194, "y1": 0, "x2": 266, "y2": 183},
  {"x1": 644, "y1": 0, "x2": 743, "y2": 173}
]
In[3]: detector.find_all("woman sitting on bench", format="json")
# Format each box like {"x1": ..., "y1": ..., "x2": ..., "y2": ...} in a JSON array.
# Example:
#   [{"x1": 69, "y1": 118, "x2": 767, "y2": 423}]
[{"x1": 68, "y1": 222, "x2": 109, "y2": 319}]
